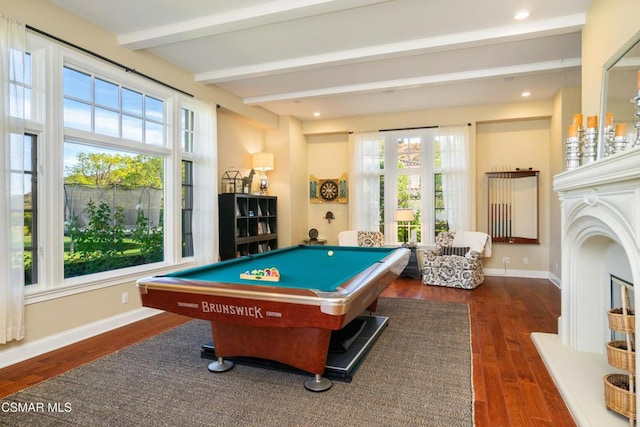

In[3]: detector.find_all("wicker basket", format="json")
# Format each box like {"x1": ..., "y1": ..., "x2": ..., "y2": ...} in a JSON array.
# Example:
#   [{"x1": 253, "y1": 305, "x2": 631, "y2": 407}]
[
  {"x1": 607, "y1": 341, "x2": 636, "y2": 374},
  {"x1": 608, "y1": 308, "x2": 635, "y2": 333},
  {"x1": 604, "y1": 374, "x2": 637, "y2": 420}
]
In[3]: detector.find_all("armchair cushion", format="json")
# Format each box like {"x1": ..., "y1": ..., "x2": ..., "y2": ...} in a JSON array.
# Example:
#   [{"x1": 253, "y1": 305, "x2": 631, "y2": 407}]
[
  {"x1": 338, "y1": 230, "x2": 384, "y2": 247},
  {"x1": 357, "y1": 231, "x2": 384, "y2": 247},
  {"x1": 441, "y1": 246, "x2": 469, "y2": 257}
]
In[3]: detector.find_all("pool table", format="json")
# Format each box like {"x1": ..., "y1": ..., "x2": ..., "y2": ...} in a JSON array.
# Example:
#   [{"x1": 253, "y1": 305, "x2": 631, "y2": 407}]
[{"x1": 136, "y1": 244, "x2": 409, "y2": 391}]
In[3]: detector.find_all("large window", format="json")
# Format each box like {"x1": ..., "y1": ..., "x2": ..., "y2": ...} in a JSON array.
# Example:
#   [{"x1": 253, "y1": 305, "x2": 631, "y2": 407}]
[
  {"x1": 61, "y1": 65, "x2": 168, "y2": 279},
  {"x1": 63, "y1": 143, "x2": 164, "y2": 278},
  {"x1": 350, "y1": 128, "x2": 464, "y2": 244},
  {"x1": 18, "y1": 34, "x2": 213, "y2": 293},
  {"x1": 380, "y1": 129, "x2": 444, "y2": 244}
]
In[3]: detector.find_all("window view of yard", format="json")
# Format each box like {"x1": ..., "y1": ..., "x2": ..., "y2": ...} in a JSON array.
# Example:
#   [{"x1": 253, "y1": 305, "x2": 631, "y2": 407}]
[{"x1": 62, "y1": 144, "x2": 164, "y2": 278}]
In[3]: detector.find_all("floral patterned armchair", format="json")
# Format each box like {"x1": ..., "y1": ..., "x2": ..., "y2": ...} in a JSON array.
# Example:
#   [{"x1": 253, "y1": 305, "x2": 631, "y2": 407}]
[
  {"x1": 422, "y1": 231, "x2": 491, "y2": 289},
  {"x1": 337, "y1": 231, "x2": 384, "y2": 247}
]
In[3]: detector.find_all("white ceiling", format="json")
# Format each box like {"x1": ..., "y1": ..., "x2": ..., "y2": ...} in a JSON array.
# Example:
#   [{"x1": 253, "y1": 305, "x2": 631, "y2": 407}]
[{"x1": 48, "y1": 0, "x2": 592, "y2": 121}]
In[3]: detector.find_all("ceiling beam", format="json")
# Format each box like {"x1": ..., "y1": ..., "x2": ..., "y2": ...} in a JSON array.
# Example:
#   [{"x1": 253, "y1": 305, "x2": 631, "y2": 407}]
[
  {"x1": 243, "y1": 58, "x2": 582, "y2": 104},
  {"x1": 119, "y1": 0, "x2": 390, "y2": 50},
  {"x1": 196, "y1": 13, "x2": 586, "y2": 84}
]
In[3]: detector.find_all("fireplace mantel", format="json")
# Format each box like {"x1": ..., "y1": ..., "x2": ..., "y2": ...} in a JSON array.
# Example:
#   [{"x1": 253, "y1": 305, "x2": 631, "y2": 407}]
[
  {"x1": 555, "y1": 147, "x2": 640, "y2": 193},
  {"x1": 534, "y1": 148, "x2": 640, "y2": 426}
]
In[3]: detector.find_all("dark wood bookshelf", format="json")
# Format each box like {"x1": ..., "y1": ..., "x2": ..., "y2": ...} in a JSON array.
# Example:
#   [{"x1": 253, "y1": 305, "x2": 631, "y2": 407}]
[{"x1": 218, "y1": 193, "x2": 277, "y2": 260}]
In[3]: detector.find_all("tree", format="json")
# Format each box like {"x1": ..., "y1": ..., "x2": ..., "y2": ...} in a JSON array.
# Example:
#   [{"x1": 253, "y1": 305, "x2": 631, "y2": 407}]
[{"x1": 65, "y1": 153, "x2": 162, "y2": 188}]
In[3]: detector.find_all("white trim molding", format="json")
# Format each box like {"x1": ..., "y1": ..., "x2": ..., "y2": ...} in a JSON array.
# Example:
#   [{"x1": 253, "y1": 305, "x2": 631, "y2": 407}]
[{"x1": 0, "y1": 307, "x2": 162, "y2": 369}]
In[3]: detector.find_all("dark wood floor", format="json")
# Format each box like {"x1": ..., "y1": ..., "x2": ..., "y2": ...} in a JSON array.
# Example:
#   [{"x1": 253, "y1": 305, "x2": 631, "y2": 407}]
[{"x1": 0, "y1": 276, "x2": 575, "y2": 426}]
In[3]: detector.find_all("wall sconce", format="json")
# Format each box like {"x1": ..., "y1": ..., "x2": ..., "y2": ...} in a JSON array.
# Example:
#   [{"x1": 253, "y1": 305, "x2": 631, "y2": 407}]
[
  {"x1": 324, "y1": 211, "x2": 335, "y2": 223},
  {"x1": 252, "y1": 152, "x2": 274, "y2": 195},
  {"x1": 395, "y1": 208, "x2": 414, "y2": 246}
]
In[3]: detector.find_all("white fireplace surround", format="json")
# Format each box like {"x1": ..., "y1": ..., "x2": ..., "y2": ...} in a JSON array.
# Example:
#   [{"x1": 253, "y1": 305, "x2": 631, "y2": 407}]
[{"x1": 534, "y1": 147, "x2": 640, "y2": 426}]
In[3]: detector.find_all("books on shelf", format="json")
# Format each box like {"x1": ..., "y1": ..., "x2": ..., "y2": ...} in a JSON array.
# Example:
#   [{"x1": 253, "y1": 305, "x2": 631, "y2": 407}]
[
  {"x1": 257, "y1": 221, "x2": 271, "y2": 235},
  {"x1": 257, "y1": 242, "x2": 271, "y2": 253}
]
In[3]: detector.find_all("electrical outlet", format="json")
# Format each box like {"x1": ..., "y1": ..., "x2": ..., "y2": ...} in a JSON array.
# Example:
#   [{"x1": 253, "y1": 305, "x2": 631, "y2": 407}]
[
  {"x1": 523, "y1": 257, "x2": 529, "y2": 265},
  {"x1": 502, "y1": 257, "x2": 510, "y2": 264},
  {"x1": 122, "y1": 292, "x2": 129, "y2": 304}
]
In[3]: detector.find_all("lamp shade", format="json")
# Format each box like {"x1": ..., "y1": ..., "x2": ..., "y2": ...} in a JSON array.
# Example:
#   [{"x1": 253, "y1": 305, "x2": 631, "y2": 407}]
[
  {"x1": 395, "y1": 208, "x2": 414, "y2": 222},
  {"x1": 252, "y1": 152, "x2": 274, "y2": 171}
]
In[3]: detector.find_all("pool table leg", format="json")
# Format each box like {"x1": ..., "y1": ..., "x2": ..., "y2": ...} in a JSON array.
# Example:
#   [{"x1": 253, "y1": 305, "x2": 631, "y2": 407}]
[
  {"x1": 366, "y1": 298, "x2": 379, "y2": 314},
  {"x1": 207, "y1": 356, "x2": 234, "y2": 373},
  {"x1": 304, "y1": 373, "x2": 332, "y2": 392}
]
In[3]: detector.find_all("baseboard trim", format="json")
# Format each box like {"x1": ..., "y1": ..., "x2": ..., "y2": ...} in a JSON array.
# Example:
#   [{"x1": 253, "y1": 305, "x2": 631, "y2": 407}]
[
  {"x1": 548, "y1": 272, "x2": 562, "y2": 289},
  {"x1": 484, "y1": 268, "x2": 550, "y2": 279},
  {"x1": 0, "y1": 307, "x2": 162, "y2": 369}
]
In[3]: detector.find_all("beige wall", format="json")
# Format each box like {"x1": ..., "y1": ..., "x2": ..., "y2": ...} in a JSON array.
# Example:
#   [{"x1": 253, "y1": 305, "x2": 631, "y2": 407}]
[
  {"x1": 549, "y1": 87, "x2": 582, "y2": 282},
  {"x1": 582, "y1": 0, "x2": 640, "y2": 116},
  {"x1": 265, "y1": 116, "x2": 309, "y2": 247},
  {"x1": 1, "y1": 279, "x2": 142, "y2": 353},
  {"x1": 476, "y1": 118, "x2": 551, "y2": 272},
  {"x1": 307, "y1": 133, "x2": 350, "y2": 245},
  {"x1": 217, "y1": 111, "x2": 267, "y2": 193}
]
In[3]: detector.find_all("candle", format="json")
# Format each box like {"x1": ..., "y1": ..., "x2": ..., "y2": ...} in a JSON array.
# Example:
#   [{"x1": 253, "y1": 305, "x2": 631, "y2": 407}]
[
  {"x1": 587, "y1": 115, "x2": 598, "y2": 129},
  {"x1": 637, "y1": 70, "x2": 640, "y2": 91},
  {"x1": 568, "y1": 124, "x2": 578, "y2": 137},
  {"x1": 572, "y1": 113, "x2": 583, "y2": 127},
  {"x1": 606, "y1": 112, "x2": 614, "y2": 127},
  {"x1": 615, "y1": 122, "x2": 627, "y2": 137}
]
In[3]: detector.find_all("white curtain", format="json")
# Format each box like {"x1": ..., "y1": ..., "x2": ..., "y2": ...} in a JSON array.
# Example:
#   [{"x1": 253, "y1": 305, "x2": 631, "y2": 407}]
[
  {"x1": 348, "y1": 131, "x2": 381, "y2": 231},
  {"x1": 438, "y1": 125, "x2": 471, "y2": 232},
  {"x1": 0, "y1": 15, "x2": 26, "y2": 344},
  {"x1": 192, "y1": 99, "x2": 218, "y2": 265}
]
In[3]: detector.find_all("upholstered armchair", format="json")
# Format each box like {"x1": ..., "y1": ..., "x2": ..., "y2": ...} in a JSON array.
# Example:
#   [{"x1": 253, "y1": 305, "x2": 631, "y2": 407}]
[
  {"x1": 337, "y1": 231, "x2": 384, "y2": 247},
  {"x1": 422, "y1": 231, "x2": 491, "y2": 289}
]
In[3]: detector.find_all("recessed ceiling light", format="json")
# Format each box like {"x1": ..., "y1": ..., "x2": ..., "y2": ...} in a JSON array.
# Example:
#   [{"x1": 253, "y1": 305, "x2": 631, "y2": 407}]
[
  {"x1": 514, "y1": 10, "x2": 530, "y2": 20},
  {"x1": 313, "y1": 112, "x2": 321, "y2": 117},
  {"x1": 521, "y1": 91, "x2": 531, "y2": 97}
]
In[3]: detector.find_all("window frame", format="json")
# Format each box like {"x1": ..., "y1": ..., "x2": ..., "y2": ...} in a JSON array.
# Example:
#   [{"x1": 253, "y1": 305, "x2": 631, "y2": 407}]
[
  {"x1": 22, "y1": 133, "x2": 38, "y2": 285},
  {"x1": 24, "y1": 34, "x2": 203, "y2": 302},
  {"x1": 381, "y1": 129, "x2": 440, "y2": 245}
]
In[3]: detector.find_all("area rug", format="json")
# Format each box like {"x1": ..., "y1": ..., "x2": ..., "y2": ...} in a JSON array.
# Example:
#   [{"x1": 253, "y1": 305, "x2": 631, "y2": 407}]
[{"x1": 0, "y1": 298, "x2": 473, "y2": 427}]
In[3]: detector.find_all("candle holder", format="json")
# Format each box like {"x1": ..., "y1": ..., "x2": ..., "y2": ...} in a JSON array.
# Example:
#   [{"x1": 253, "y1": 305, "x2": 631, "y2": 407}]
[
  {"x1": 612, "y1": 123, "x2": 628, "y2": 155},
  {"x1": 632, "y1": 94, "x2": 640, "y2": 149},
  {"x1": 582, "y1": 127, "x2": 598, "y2": 165},
  {"x1": 565, "y1": 125, "x2": 581, "y2": 171},
  {"x1": 602, "y1": 113, "x2": 615, "y2": 158},
  {"x1": 603, "y1": 124, "x2": 615, "y2": 157},
  {"x1": 580, "y1": 115, "x2": 598, "y2": 164}
]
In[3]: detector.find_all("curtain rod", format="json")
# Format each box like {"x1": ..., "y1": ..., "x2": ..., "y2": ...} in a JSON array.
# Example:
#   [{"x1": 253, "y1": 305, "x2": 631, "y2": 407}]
[
  {"x1": 26, "y1": 25, "x2": 194, "y2": 98},
  {"x1": 379, "y1": 123, "x2": 471, "y2": 132}
]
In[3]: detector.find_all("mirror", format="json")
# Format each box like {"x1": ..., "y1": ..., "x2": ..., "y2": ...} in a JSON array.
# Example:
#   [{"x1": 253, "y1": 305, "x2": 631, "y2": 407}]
[
  {"x1": 487, "y1": 170, "x2": 539, "y2": 244},
  {"x1": 599, "y1": 30, "x2": 640, "y2": 156}
]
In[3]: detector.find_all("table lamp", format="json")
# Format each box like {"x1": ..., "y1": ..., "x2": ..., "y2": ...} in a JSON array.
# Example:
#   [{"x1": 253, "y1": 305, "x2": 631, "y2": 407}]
[
  {"x1": 252, "y1": 152, "x2": 274, "y2": 195},
  {"x1": 395, "y1": 208, "x2": 414, "y2": 246}
]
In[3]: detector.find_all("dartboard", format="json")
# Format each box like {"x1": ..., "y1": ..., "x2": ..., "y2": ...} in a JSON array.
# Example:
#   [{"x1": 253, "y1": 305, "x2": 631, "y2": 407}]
[{"x1": 319, "y1": 180, "x2": 339, "y2": 201}]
